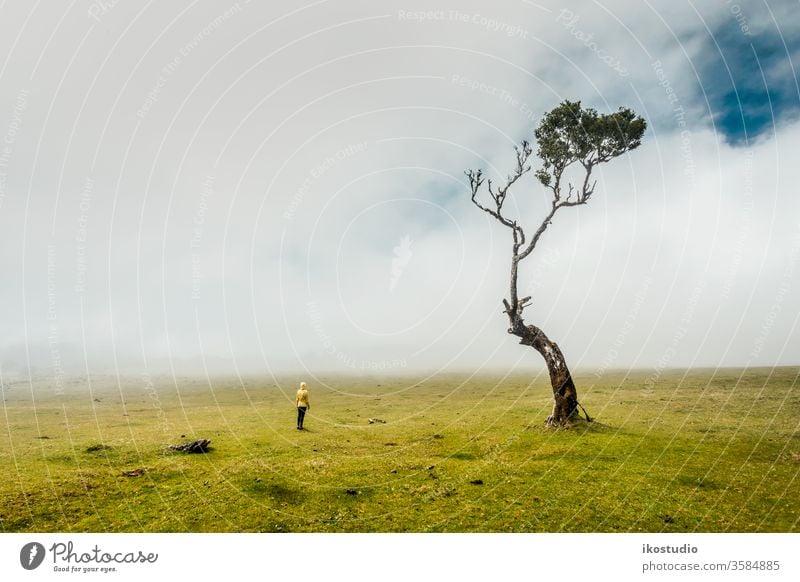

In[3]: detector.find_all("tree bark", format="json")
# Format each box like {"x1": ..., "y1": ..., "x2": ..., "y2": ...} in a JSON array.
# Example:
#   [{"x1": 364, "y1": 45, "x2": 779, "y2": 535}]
[
  {"x1": 511, "y1": 320, "x2": 579, "y2": 426},
  {"x1": 505, "y1": 261, "x2": 582, "y2": 426}
]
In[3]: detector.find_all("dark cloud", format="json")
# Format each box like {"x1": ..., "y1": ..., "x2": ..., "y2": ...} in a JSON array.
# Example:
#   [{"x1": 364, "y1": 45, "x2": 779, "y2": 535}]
[{"x1": 696, "y1": 11, "x2": 800, "y2": 144}]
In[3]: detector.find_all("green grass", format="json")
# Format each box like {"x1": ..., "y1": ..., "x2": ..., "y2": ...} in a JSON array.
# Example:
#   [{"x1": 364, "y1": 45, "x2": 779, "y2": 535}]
[{"x1": 1, "y1": 368, "x2": 798, "y2": 532}]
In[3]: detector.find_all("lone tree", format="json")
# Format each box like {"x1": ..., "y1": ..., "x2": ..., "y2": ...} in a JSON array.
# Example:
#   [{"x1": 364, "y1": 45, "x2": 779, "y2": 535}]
[{"x1": 466, "y1": 100, "x2": 646, "y2": 426}]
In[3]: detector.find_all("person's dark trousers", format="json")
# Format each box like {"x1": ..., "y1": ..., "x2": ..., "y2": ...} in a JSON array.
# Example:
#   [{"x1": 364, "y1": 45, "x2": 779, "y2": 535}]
[{"x1": 297, "y1": 406, "x2": 307, "y2": 429}]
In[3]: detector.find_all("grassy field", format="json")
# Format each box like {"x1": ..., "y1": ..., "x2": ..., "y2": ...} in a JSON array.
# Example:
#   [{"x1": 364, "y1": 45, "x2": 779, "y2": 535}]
[{"x1": 1, "y1": 367, "x2": 798, "y2": 532}]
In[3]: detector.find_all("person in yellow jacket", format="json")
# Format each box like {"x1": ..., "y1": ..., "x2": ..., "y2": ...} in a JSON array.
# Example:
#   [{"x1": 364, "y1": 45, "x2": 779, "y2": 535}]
[{"x1": 295, "y1": 382, "x2": 310, "y2": 430}]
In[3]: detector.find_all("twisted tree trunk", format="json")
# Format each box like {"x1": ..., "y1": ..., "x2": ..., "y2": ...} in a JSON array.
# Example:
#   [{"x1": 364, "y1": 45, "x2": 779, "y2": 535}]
[
  {"x1": 504, "y1": 256, "x2": 585, "y2": 427},
  {"x1": 507, "y1": 313, "x2": 579, "y2": 426}
]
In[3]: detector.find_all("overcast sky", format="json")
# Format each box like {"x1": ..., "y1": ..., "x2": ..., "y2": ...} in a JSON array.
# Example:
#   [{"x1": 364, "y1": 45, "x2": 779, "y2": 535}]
[{"x1": 0, "y1": 0, "x2": 798, "y2": 380}]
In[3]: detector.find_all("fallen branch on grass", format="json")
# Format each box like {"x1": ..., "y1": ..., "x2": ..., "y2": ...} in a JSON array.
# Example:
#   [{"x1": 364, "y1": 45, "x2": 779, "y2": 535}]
[{"x1": 169, "y1": 439, "x2": 212, "y2": 453}]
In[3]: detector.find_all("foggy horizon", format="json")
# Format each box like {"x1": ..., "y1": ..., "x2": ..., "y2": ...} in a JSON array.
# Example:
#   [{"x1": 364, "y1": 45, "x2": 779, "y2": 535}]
[{"x1": 1, "y1": 1, "x2": 799, "y2": 382}]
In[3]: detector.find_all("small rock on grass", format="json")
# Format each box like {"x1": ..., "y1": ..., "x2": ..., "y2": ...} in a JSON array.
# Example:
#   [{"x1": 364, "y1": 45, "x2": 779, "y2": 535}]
[
  {"x1": 470, "y1": 479, "x2": 484, "y2": 485},
  {"x1": 121, "y1": 468, "x2": 146, "y2": 477}
]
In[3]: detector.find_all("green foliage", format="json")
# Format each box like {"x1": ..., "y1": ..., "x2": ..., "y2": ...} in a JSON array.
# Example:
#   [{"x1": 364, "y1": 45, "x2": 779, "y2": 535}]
[{"x1": 534, "y1": 100, "x2": 646, "y2": 187}]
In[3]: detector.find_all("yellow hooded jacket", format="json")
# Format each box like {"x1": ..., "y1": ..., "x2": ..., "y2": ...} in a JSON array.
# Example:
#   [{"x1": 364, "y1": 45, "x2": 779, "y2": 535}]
[{"x1": 295, "y1": 384, "x2": 310, "y2": 409}]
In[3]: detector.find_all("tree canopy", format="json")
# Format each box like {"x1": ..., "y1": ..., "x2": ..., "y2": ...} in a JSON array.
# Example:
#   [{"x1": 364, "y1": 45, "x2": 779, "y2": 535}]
[{"x1": 534, "y1": 100, "x2": 647, "y2": 192}]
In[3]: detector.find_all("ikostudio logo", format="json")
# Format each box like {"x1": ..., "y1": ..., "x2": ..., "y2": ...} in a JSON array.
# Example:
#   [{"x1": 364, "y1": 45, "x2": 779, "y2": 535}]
[{"x1": 20, "y1": 542, "x2": 46, "y2": 570}]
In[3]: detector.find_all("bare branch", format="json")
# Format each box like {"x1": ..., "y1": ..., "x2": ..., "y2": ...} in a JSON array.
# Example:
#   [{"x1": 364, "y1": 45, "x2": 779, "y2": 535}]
[
  {"x1": 565, "y1": 182, "x2": 576, "y2": 203},
  {"x1": 517, "y1": 156, "x2": 597, "y2": 261},
  {"x1": 468, "y1": 137, "x2": 597, "y2": 314},
  {"x1": 587, "y1": 179, "x2": 597, "y2": 199},
  {"x1": 487, "y1": 179, "x2": 499, "y2": 205},
  {"x1": 497, "y1": 141, "x2": 533, "y2": 201},
  {"x1": 465, "y1": 141, "x2": 533, "y2": 236},
  {"x1": 579, "y1": 160, "x2": 596, "y2": 203},
  {"x1": 517, "y1": 204, "x2": 558, "y2": 261},
  {"x1": 466, "y1": 169, "x2": 505, "y2": 223},
  {"x1": 466, "y1": 168, "x2": 483, "y2": 190}
]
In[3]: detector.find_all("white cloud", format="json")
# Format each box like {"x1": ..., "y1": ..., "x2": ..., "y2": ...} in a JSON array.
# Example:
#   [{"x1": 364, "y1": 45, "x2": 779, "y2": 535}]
[{"x1": 0, "y1": 0, "x2": 797, "y2": 379}]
